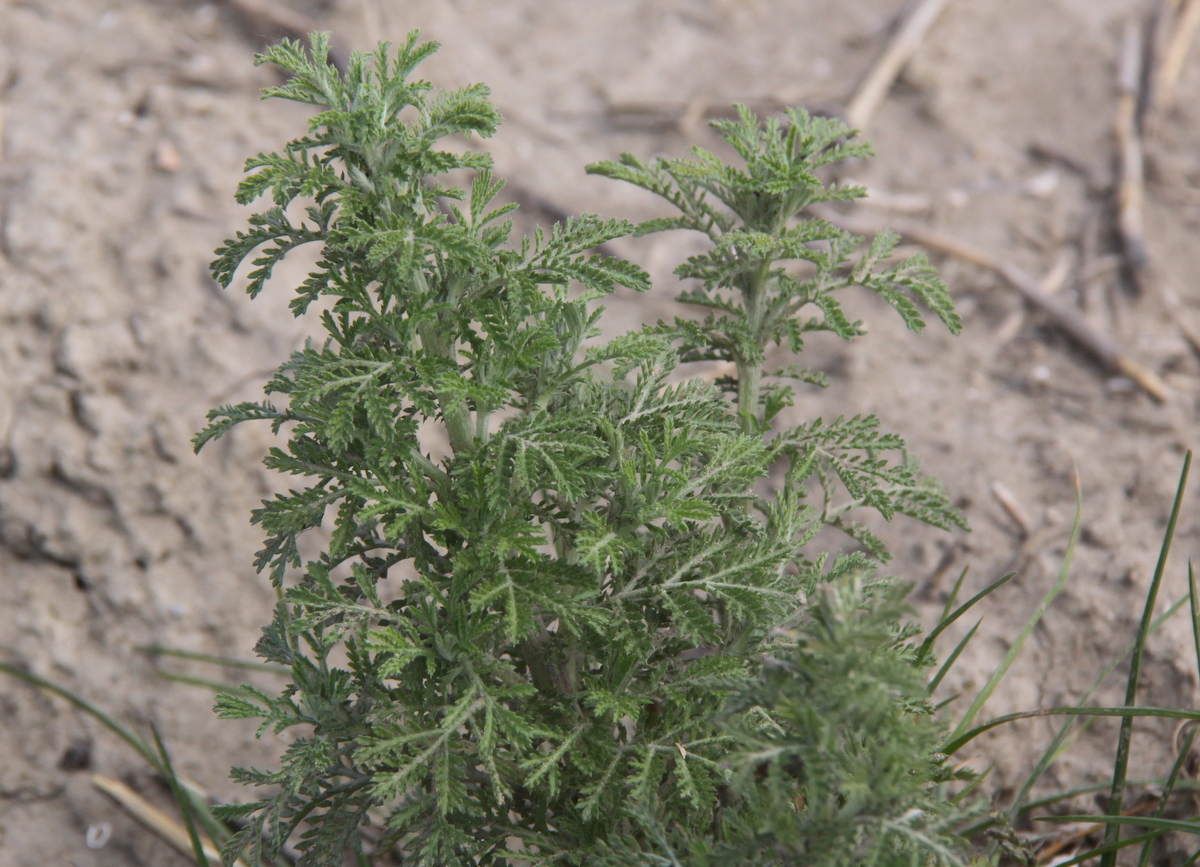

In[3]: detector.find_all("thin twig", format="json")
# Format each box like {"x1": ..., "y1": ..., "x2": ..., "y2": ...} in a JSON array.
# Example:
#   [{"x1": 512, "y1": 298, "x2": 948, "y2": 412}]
[
  {"x1": 1156, "y1": 0, "x2": 1200, "y2": 108},
  {"x1": 815, "y1": 207, "x2": 1170, "y2": 402},
  {"x1": 1115, "y1": 18, "x2": 1150, "y2": 290},
  {"x1": 845, "y1": 0, "x2": 954, "y2": 130},
  {"x1": 990, "y1": 249, "x2": 1072, "y2": 345}
]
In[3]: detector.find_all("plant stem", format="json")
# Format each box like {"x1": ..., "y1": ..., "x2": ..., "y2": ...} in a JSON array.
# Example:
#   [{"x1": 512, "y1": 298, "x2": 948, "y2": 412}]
[
  {"x1": 735, "y1": 254, "x2": 776, "y2": 433},
  {"x1": 417, "y1": 317, "x2": 475, "y2": 454},
  {"x1": 735, "y1": 356, "x2": 761, "y2": 434}
]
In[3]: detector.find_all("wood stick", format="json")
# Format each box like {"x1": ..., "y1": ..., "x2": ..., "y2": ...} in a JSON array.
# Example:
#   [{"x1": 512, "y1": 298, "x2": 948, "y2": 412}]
[
  {"x1": 1144, "y1": 0, "x2": 1183, "y2": 119},
  {"x1": 1115, "y1": 18, "x2": 1150, "y2": 289},
  {"x1": 845, "y1": 0, "x2": 954, "y2": 130},
  {"x1": 814, "y1": 208, "x2": 1170, "y2": 403},
  {"x1": 1157, "y1": 0, "x2": 1200, "y2": 107},
  {"x1": 92, "y1": 775, "x2": 252, "y2": 867},
  {"x1": 989, "y1": 250, "x2": 1071, "y2": 344}
]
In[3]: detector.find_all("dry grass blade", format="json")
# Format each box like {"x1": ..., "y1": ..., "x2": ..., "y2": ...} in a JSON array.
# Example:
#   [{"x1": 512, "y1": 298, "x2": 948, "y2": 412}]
[
  {"x1": 816, "y1": 207, "x2": 1171, "y2": 402},
  {"x1": 990, "y1": 481, "x2": 1034, "y2": 537},
  {"x1": 1157, "y1": 0, "x2": 1200, "y2": 108},
  {"x1": 845, "y1": 0, "x2": 954, "y2": 130},
  {"x1": 92, "y1": 775, "x2": 251, "y2": 867}
]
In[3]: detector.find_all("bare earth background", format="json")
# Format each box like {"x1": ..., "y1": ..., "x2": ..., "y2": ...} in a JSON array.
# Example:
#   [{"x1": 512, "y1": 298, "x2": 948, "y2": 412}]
[{"x1": 2, "y1": 0, "x2": 1200, "y2": 864}]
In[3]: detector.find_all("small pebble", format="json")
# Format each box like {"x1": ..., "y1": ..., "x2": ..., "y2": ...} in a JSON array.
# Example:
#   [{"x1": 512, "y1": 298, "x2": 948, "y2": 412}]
[
  {"x1": 1025, "y1": 169, "x2": 1060, "y2": 198},
  {"x1": 86, "y1": 822, "x2": 112, "y2": 849}
]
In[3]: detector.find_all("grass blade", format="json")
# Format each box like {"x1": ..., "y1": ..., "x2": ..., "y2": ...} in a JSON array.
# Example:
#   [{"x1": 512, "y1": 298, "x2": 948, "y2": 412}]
[
  {"x1": 1038, "y1": 827, "x2": 1182, "y2": 867},
  {"x1": 928, "y1": 618, "x2": 981, "y2": 693},
  {"x1": 1190, "y1": 561, "x2": 1200, "y2": 687},
  {"x1": 157, "y1": 671, "x2": 262, "y2": 696},
  {"x1": 948, "y1": 472, "x2": 1083, "y2": 744},
  {"x1": 918, "y1": 572, "x2": 1014, "y2": 665},
  {"x1": 1100, "y1": 450, "x2": 1190, "y2": 867},
  {"x1": 941, "y1": 566, "x2": 971, "y2": 622},
  {"x1": 949, "y1": 762, "x2": 992, "y2": 807},
  {"x1": 1020, "y1": 778, "x2": 1200, "y2": 813},
  {"x1": 0, "y1": 662, "x2": 160, "y2": 772},
  {"x1": 92, "y1": 775, "x2": 227, "y2": 864},
  {"x1": 1042, "y1": 814, "x2": 1200, "y2": 836},
  {"x1": 137, "y1": 644, "x2": 287, "y2": 674},
  {"x1": 1137, "y1": 724, "x2": 1198, "y2": 866},
  {"x1": 152, "y1": 725, "x2": 211, "y2": 867},
  {"x1": 0, "y1": 662, "x2": 258, "y2": 865},
  {"x1": 1010, "y1": 595, "x2": 1188, "y2": 822},
  {"x1": 944, "y1": 706, "x2": 1200, "y2": 756}
]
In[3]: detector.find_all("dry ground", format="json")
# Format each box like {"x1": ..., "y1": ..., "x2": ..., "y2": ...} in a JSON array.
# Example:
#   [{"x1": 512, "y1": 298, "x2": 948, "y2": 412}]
[{"x1": 3, "y1": 0, "x2": 1200, "y2": 863}]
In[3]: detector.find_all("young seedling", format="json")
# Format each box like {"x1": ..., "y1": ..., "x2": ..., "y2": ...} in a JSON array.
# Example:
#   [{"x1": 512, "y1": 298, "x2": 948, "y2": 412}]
[{"x1": 198, "y1": 31, "x2": 975, "y2": 867}]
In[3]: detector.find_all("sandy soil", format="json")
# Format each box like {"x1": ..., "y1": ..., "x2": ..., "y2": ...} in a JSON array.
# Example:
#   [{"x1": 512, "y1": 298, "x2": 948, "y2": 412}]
[{"x1": 2, "y1": 0, "x2": 1200, "y2": 863}]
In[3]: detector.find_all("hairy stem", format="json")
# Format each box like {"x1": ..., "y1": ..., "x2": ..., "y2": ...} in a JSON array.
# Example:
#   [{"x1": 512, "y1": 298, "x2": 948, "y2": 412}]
[
  {"x1": 734, "y1": 260, "x2": 773, "y2": 433},
  {"x1": 417, "y1": 318, "x2": 475, "y2": 454}
]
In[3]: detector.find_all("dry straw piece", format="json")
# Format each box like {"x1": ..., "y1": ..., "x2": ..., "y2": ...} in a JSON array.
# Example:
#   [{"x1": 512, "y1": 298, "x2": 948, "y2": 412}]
[
  {"x1": 845, "y1": 0, "x2": 954, "y2": 130},
  {"x1": 990, "y1": 481, "x2": 1033, "y2": 538},
  {"x1": 1156, "y1": 0, "x2": 1200, "y2": 108},
  {"x1": 91, "y1": 774, "x2": 251, "y2": 867}
]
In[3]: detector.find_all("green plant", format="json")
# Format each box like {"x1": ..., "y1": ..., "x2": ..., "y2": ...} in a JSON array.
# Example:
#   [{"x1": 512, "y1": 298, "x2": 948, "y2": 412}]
[
  {"x1": 943, "y1": 455, "x2": 1200, "y2": 867},
  {"x1": 196, "y1": 31, "x2": 976, "y2": 866}
]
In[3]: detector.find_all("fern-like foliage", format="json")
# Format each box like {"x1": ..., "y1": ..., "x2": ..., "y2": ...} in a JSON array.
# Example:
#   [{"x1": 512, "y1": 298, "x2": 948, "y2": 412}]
[
  {"x1": 199, "y1": 34, "x2": 977, "y2": 867},
  {"x1": 589, "y1": 105, "x2": 966, "y2": 559}
]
